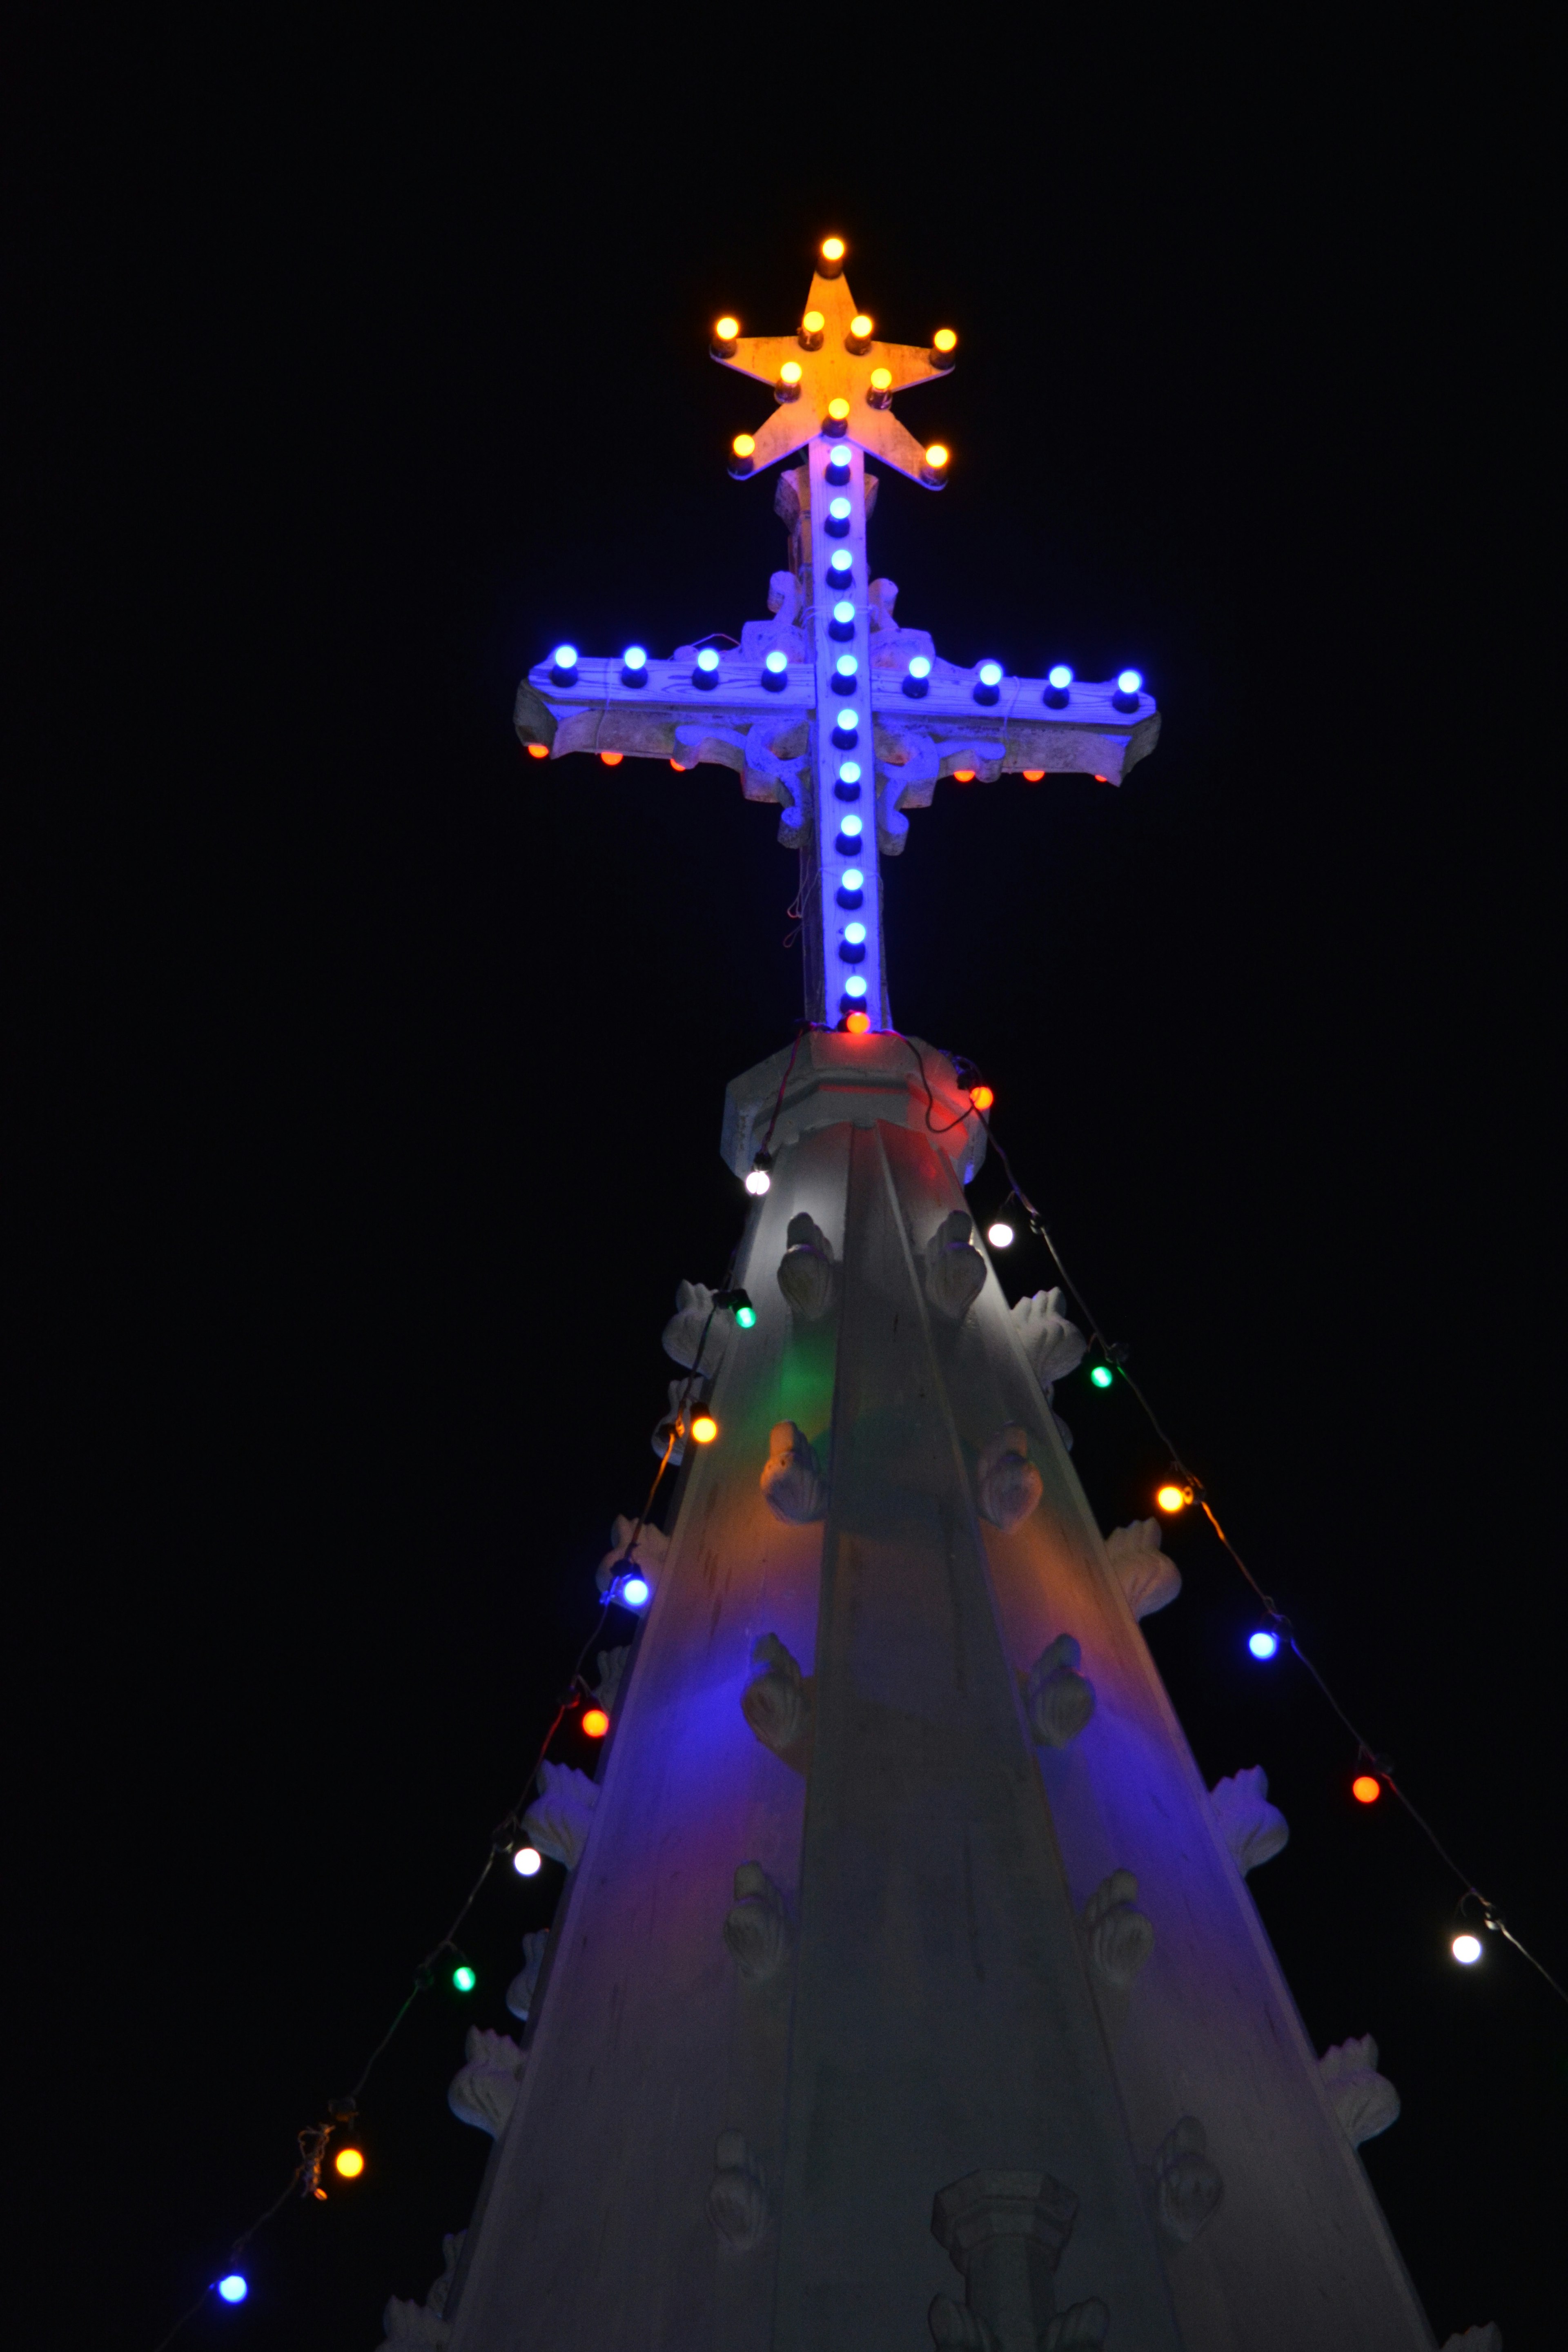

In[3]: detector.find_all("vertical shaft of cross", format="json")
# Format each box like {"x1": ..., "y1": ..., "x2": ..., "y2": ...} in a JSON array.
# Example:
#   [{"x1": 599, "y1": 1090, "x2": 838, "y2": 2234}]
[{"x1": 802, "y1": 439, "x2": 886, "y2": 1033}]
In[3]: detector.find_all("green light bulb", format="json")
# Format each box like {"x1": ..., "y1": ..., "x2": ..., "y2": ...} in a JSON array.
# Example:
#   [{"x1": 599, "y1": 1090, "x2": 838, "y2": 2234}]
[
  {"x1": 735, "y1": 1304, "x2": 757, "y2": 1328},
  {"x1": 452, "y1": 1964, "x2": 477, "y2": 1993},
  {"x1": 1089, "y1": 1365, "x2": 1114, "y2": 1390}
]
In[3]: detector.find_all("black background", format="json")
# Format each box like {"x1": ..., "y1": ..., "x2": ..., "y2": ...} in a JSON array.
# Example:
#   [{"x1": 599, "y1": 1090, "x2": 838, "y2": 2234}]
[{"x1": 13, "y1": 16, "x2": 1561, "y2": 2350}]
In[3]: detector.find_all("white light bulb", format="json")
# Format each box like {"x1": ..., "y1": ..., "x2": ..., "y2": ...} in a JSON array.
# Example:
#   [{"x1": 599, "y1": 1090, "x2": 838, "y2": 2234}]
[
  {"x1": 986, "y1": 1221, "x2": 1015, "y2": 1248},
  {"x1": 1451, "y1": 1933, "x2": 1483, "y2": 1966},
  {"x1": 833, "y1": 599, "x2": 855, "y2": 625},
  {"x1": 512, "y1": 1846, "x2": 543, "y2": 1878},
  {"x1": 744, "y1": 1167, "x2": 772, "y2": 1196},
  {"x1": 844, "y1": 921, "x2": 866, "y2": 944},
  {"x1": 978, "y1": 660, "x2": 1003, "y2": 686},
  {"x1": 697, "y1": 648, "x2": 720, "y2": 671},
  {"x1": 841, "y1": 813, "x2": 863, "y2": 837}
]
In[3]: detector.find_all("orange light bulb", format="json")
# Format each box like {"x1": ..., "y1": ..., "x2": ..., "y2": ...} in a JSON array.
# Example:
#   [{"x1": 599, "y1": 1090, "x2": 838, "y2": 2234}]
[
  {"x1": 1021, "y1": 768, "x2": 1045, "y2": 782},
  {"x1": 869, "y1": 366, "x2": 892, "y2": 390},
  {"x1": 581, "y1": 1708, "x2": 610, "y2": 1739},
  {"x1": 924, "y1": 443, "x2": 949, "y2": 469},
  {"x1": 827, "y1": 397, "x2": 851, "y2": 421},
  {"x1": 526, "y1": 742, "x2": 548, "y2": 759},
  {"x1": 733, "y1": 432, "x2": 755, "y2": 458},
  {"x1": 933, "y1": 328, "x2": 958, "y2": 354},
  {"x1": 599, "y1": 751, "x2": 623, "y2": 766},
  {"x1": 670, "y1": 758, "x2": 691, "y2": 771},
  {"x1": 1155, "y1": 1483, "x2": 1188, "y2": 1514},
  {"x1": 714, "y1": 316, "x2": 739, "y2": 343},
  {"x1": 850, "y1": 314, "x2": 873, "y2": 339},
  {"x1": 844, "y1": 1010, "x2": 871, "y2": 1034},
  {"x1": 690, "y1": 1409, "x2": 719, "y2": 1444},
  {"x1": 1352, "y1": 1774, "x2": 1381, "y2": 1805},
  {"x1": 951, "y1": 768, "x2": 976, "y2": 783},
  {"x1": 802, "y1": 310, "x2": 825, "y2": 334},
  {"x1": 821, "y1": 236, "x2": 846, "y2": 263},
  {"x1": 969, "y1": 1083, "x2": 994, "y2": 1111},
  {"x1": 780, "y1": 359, "x2": 802, "y2": 385},
  {"x1": 334, "y1": 2147, "x2": 365, "y2": 2180}
]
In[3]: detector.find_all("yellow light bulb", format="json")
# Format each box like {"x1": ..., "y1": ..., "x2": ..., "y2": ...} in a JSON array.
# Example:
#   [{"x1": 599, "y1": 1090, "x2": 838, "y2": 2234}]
[
  {"x1": 869, "y1": 367, "x2": 892, "y2": 390},
  {"x1": 827, "y1": 397, "x2": 850, "y2": 421},
  {"x1": 715, "y1": 316, "x2": 739, "y2": 342},
  {"x1": 690, "y1": 1409, "x2": 719, "y2": 1445},
  {"x1": 803, "y1": 310, "x2": 825, "y2": 334},
  {"x1": 334, "y1": 2147, "x2": 365, "y2": 2180},
  {"x1": 933, "y1": 328, "x2": 958, "y2": 354},
  {"x1": 1155, "y1": 1483, "x2": 1188, "y2": 1515},
  {"x1": 780, "y1": 360, "x2": 802, "y2": 385},
  {"x1": 850, "y1": 314, "x2": 873, "y2": 339},
  {"x1": 821, "y1": 236, "x2": 846, "y2": 263},
  {"x1": 924, "y1": 443, "x2": 949, "y2": 468},
  {"x1": 732, "y1": 433, "x2": 755, "y2": 458}
]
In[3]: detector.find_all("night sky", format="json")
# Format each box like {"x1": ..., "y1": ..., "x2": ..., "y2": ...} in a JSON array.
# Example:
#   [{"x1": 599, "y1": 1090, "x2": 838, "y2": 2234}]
[{"x1": 16, "y1": 21, "x2": 1560, "y2": 2351}]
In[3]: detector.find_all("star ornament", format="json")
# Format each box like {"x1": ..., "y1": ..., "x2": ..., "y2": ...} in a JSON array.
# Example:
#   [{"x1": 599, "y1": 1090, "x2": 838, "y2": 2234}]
[{"x1": 713, "y1": 236, "x2": 956, "y2": 487}]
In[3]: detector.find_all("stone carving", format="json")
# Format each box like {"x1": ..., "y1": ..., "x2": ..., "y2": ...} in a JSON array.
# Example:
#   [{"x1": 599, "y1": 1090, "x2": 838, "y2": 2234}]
[
  {"x1": 760, "y1": 1420, "x2": 829, "y2": 1523},
  {"x1": 930, "y1": 2167, "x2": 1092, "y2": 2352},
  {"x1": 706, "y1": 2129, "x2": 769, "y2": 2250},
  {"x1": 739, "y1": 570, "x2": 806, "y2": 665},
  {"x1": 741, "y1": 1634, "x2": 812, "y2": 1771},
  {"x1": 777, "y1": 1212, "x2": 838, "y2": 1319},
  {"x1": 1209, "y1": 1765, "x2": 1290, "y2": 1875},
  {"x1": 592, "y1": 1646, "x2": 630, "y2": 1709},
  {"x1": 723, "y1": 1861, "x2": 793, "y2": 1983},
  {"x1": 976, "y1": 1426, "x2": 1042, "y2": 1531},
  {"x1": 521, "y1": 1761, "x2": 599, "y2": 1870},
  {"x1": 448, "y1": 2029, "x2": 524, "y2": 2137},
  {"x1": 1151, "y1": 2116, "x2": 1224, "y2": 2245},
  {"x1": 1106, "y1": 1517, "x2": 1181, "y2": 1619},
  {"x1": 1082, "y1": 1870, "x2": 1155, "y2": 1989},
  {"x1": 924, "y1": 1210, "x2": 987, "y2": 1322},
  {"x1": 596, "y1": 1515, "x2": 668, "y2": 1595},
  {"x1": 653, "y1": 1376, "x2": 712, "y2": 1462},
  {"x1": 506, "y1": 1928, "x2": 549, "y2": 2022},
  {"x1": 377, "y1": 2232, "x2": 465, "y2": 2350},
  {"x1": 1010, "y1": 1287, "x2": 1088, "y2": 1388},
  {"x1": 1024, "y1": 1635, "x2": 1096, "y2": 1748},
  {"x1": 1440, "y1": 2329, "x2": 1502, "y2": 2350},
  {"x1": 662, "y1": 1279, "x2": 729, "y2": 1375},
  {"x1": 1319, "y1": 2035, "x2": 1401, "y2": 2146}
]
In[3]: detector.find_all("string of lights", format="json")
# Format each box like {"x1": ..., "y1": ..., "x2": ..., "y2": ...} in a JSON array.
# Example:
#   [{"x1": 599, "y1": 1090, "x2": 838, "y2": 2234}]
[
  {"x1": 148, "y1": 1270, "x2": 742, "y2": 2345},
  {"x1": 944, "y1": 1058, "x2": 1566, "y2": 2009}
]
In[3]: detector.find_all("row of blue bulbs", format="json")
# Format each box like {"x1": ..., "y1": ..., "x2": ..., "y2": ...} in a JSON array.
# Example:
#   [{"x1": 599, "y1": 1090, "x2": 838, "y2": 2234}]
[{"x1": 548, "y1": 642, "x2": 1146, "y2": 713}]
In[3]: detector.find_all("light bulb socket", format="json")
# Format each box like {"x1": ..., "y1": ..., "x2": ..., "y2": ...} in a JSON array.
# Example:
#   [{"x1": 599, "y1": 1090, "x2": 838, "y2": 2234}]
[
  {"x1": 775, "y1": 373, "x2": 802, "y2": 403},
  {"x1": 845, "y1": 327, "x2": 871, "y2": 356},
  {"x1": 831, "y1": 667, "x2": 858, "y2": 695},
  {"x1": 826, "y1": 556, "x2": 854, "y2": 587},
  {"x1": 710, "y1": 332, "x2": 738, "y2": 360},
  {"x1": 1044, "y1": 681, "x2": 1071, "y2": 708},
  {"x1": 728, "y1": 446, "x2": 755, "y2": 478},
  {"x1": 835, "y1": 826, "x2": 863, "y2": 854},
  {"x1": 835, "y1": 880, "x2": 864, "y2": 909},
  {"x1": 693, "y1": 659, "x2": 719, "y2": 690},
  {"x1": 866, "y1": 383, "x2": 891, "y2": 410},
  {"x1": 825, "y1": 506, "x2": 851, "y2": 540},
  {"x1": 825, "y1": 450, "x2": 852, "y2": 483},
  {"x1": 620, "y1": 658, "x2": 648, "y2": 688},
  {"x1": 839, "y1": 987, "x2": 869, "y2": 1012},
  {"x1": 919, "y1": 455, "x2": 949, "y2": 490},
  {"x1": 832, "y1": 718, "x2": 858, "y2": 748},
  {"x1": 829, "y1": 611, "x2": 855, "y2": 642},
  {"x1": 550, "y1": 656, "x2": 579, "y2": 688},
  {"x1": 838, "y1": 935, "x2": 866, "y2": 963},
  {"x1": 902, "y1": 669, "x2": 929, "y2": 699},
  {"x1": 928, "y1": 345, "x2": 956, "y2": 372},
  {"x1": 818, "y1": 244, "x2": 845, "y2": 280},
  {"x1": 797, "y1": 323, "x2": 824, "y2": 352},
  {"x1": 761, "y1": 657, "x2": 788, "y2": 691},
  {"x1": 834, "y1": 774, "x2": 861, "y2": 800},
  {"x1": 973, "y1": 675, "x2": 1001, "y2": 706},
  {"x1": 822, "y1": 410, "x2": 849, "y2": 439},
  {"x1": 1112, "y1": 683, "x2": 1142, "y2": 713}
]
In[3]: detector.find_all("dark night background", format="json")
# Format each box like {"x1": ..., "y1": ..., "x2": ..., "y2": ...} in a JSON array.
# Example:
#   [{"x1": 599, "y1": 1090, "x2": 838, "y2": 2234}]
[{"x1": 12, "y1": 18, "x2": 1561, "y2": 2350}]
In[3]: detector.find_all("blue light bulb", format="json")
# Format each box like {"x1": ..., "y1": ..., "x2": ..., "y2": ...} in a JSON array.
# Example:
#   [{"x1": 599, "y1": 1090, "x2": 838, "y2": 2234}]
[
  {"x1": 764, "y1": 649, "x2": 788, "y2": 673},
  {"x1": 829, "y1": 495, "x2": 851, "y2": 521},
  {"x1": 622, "y1": 645, "x2": 646, "y2": 671},
  {"x1": 1048, "y1": 664, "x2": 1074, "y2": 690},
  {"x1": 836, "y1": 708, "x2": 859, "y2": 732},
  {"x1": 844, "y1": 975, "x2": 868, "y2": 998},
  {"x1": 833, "y1": 599, "x2": 855, "y2": 626},
  {"x1": 844, "y1": 921, "x2": 867, "y2": 944},
  {"x1": 835, "y1": 653, "x2": 858, "y2": 677},
  {"x1": 842, "y1": 866, "x2": 864, "y2": 891},
  {"x1": 841, "y1": 813, "x2": 863, "y2": 837},
  {"x1": 908, "y1": 656, "x2": 931, "y2": 679},
  {"x1": 552, "y1": 644, "x2": 577, "y2": 671},
  {"x1": 838, "y1": 760, "x2": 861, "y2": 785},
  {"x1": 1248, "y1": 1629, "x2": 1281, "y2": 1661},
  {"x1": 620, "y1": 1575, "x2": 650, "y2": 1608},
  {"x1": 217, "y1": 2276, "x2": 249, "y2": 2306},
  {"x1": 697, "y1": 648, "x2": 720, "y2": 672},
  {"x1": 978, "y1": 661, "x2": 1003, "y2": 687},
  {"x1": 1117, "y1": 668, "x2": 1144, "y2": 695}
]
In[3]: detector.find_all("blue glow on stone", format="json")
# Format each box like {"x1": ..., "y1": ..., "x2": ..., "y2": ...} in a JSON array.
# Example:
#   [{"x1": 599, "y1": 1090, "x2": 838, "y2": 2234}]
[
  {"x1": 218, "y1": 2276, "x2": 249, "y2": 2305},
  {"x1": 1048, "y1": 664, "x2": 1074, "y2": 689},
  {"x1": 1248, "y1": 1629, "x2": 1280, "y2": 1661}
]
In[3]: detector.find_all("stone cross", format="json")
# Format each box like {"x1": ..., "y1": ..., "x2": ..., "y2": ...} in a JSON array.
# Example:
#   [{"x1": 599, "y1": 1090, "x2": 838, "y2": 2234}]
[{"x1": 515, "y1": 236, "x2": 1160, "y2": 1034}]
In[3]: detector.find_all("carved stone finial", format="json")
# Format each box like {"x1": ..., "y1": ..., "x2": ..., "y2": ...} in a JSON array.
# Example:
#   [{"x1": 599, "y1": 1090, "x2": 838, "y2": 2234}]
[
  {"x1": 1010, "y1": 1287, "x2": 1087, "y2": 1388},
  {"x1": 661, "y1": 1279, "x2": 730, "y2": 1374},
  {"x1": 448, "y1": 2028, "x2": 525, "y2": 2137},
  {"x1": 593, "y1": 1645, "x2": 630, "y2": 1708},
  {"x1": 521, "y1": 1761, "x2": 599, "y2": 1869},
  {"x1": 376, "y1": 2232, "x2": 466, "y2": 2350},
  {"x1": 740, "y1": 1634, "x2": 812, "y2": 1770},
  {"x1": 1209, "y1": 1765, "x2": 1289, "y2": 1875},
  {"x1": 723, "y1": 1861, "x2": 793, "y2": 1983},
  {"x1": 596, "y1": 1515, "x2": 669, "y2": 1595},
  {"x1": 506, "y1": 1927, "x2": 549, "y2": 2022},
  {"x1": 976, "y1": 1427, "x2": 1042, "y2": 1531},
  {"x1": 777, "y1": 1212, "x2": 838, "y2": 1319},
  {"x1": 930, "y1": 2169, "x2": 1082, "y2": 2352},
  {"x1": 1440, "y1": 2328, "x2": 1502, "y2": 2350},
  {"x1": 924, "y1": 1211, "x2": 987, "y2": 1322},
  {"x1": 706, "y1": 2130, "x2": 770, "y2": 2250},
  {"x1": 1105, "y1": 1517, "x2": 1182, "y2": 1619},
  {"x1": 1151, "y1": 2116, "x2": 1224, "y2": 2245},
  {"x1": 1082, "y1": 1869, "x2": 1155, "y2": 1989},
  {"x1": 652, "y1": 1376, "x2": 707, "y2": 1463},
  {"x1": 1319, "y1": 2035, "x2": 1401, "y2": 2145},
  {"x1": 1024, "y1": 1635, "x2": 1096, "y2": 1748},
  {"x1": 760, "y1": 1421, "x2": 829, "y2": 1523}
]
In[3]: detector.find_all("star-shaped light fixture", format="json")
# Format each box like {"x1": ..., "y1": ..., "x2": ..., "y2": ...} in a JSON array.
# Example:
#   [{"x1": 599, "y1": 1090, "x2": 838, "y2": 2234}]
[{"x1": 713, "y1": 235, "x2": 956, "y2": 488}]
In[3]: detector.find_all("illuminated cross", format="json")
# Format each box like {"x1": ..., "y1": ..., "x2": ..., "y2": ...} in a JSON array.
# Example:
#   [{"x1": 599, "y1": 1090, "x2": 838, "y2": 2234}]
[{"x1": 516, "y1": 234, "x2": 1160, "y2": 1033}]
